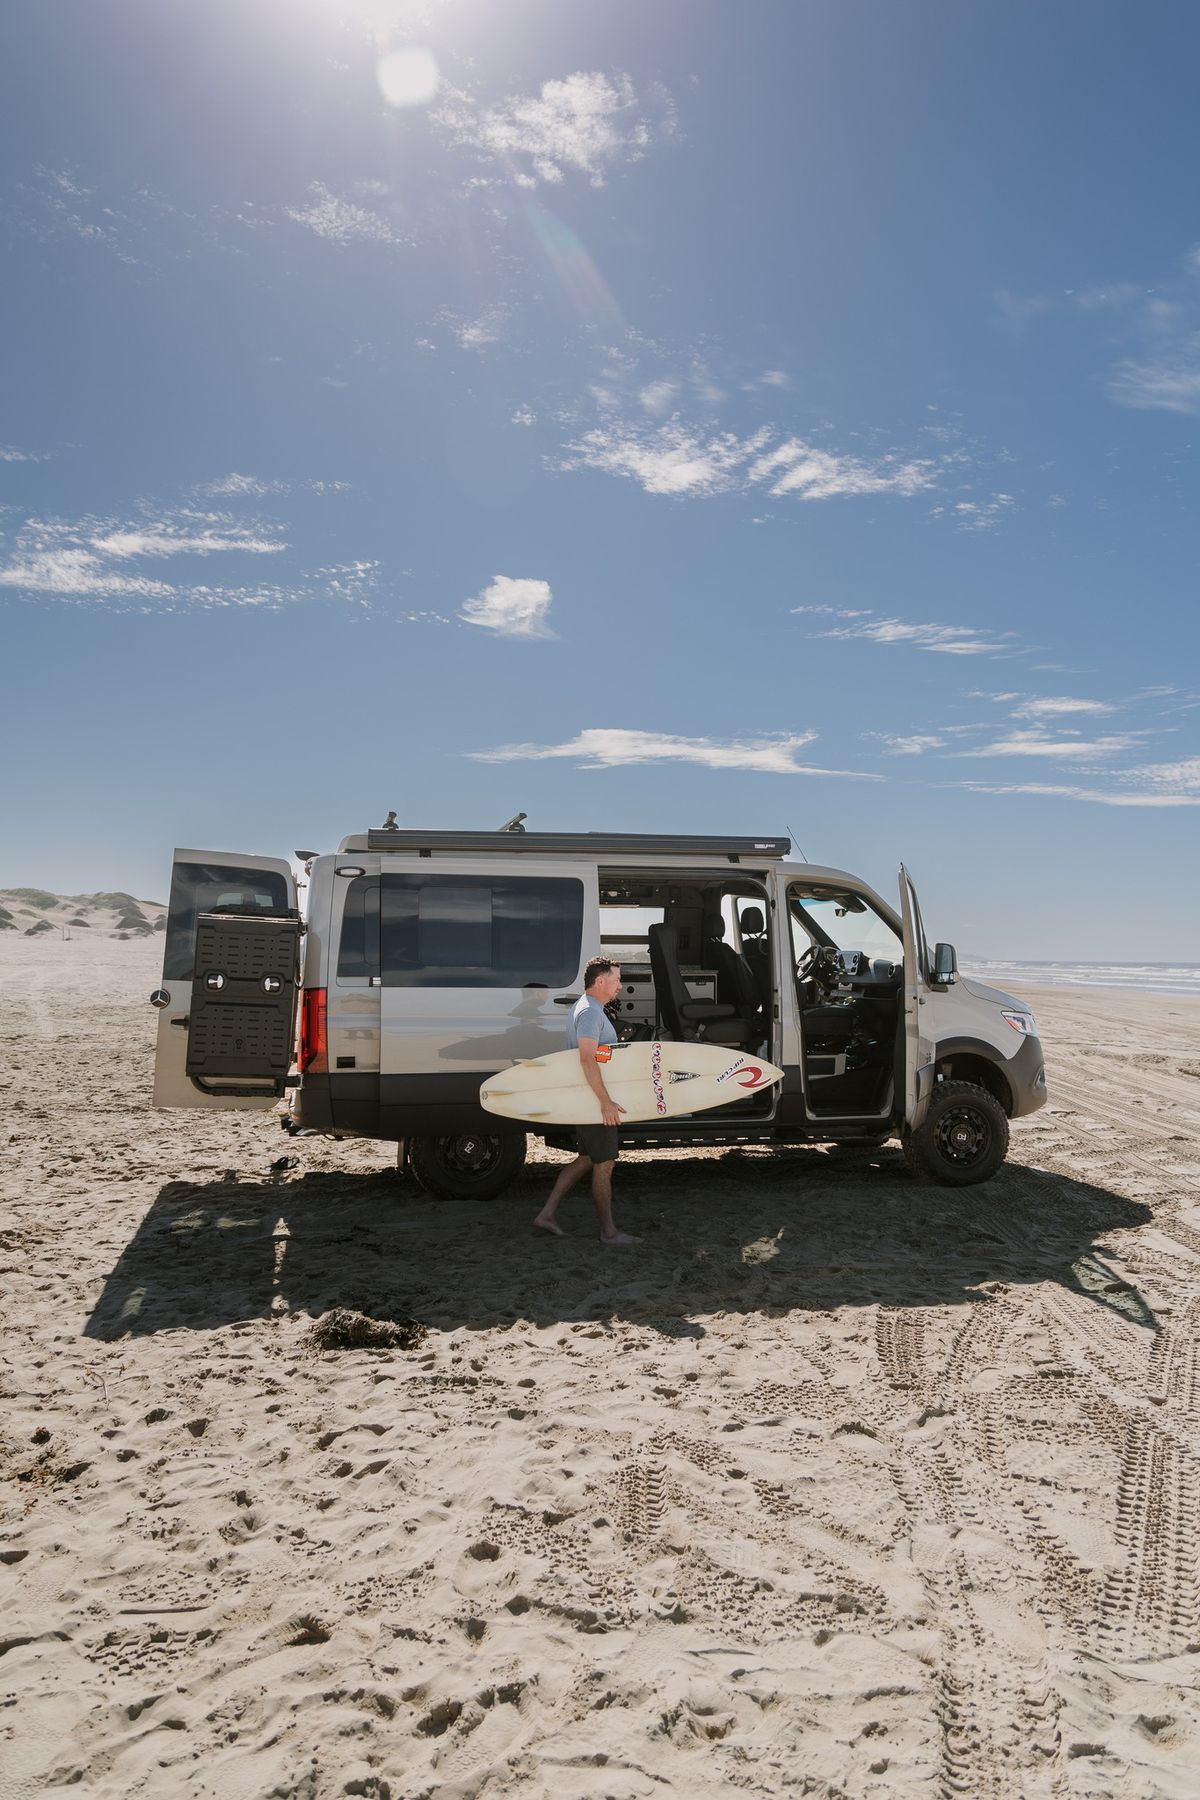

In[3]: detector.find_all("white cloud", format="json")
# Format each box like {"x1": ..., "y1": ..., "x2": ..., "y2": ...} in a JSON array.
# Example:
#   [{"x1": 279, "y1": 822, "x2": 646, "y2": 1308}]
[
  {"x1": 459, "y1": 574, "x2": 555, "y2": 638},
  {"x1": 814, "y1": 613, "x2": 1018, "y2": 657},
  {"x1": 437, "y1": 71, "x2": 674, "y2": 188},
  {"x1": 563, "y1": 421, "x2": 766, "y2": 496},
  {"x1": 959, "y1": 730, "x2": 1143, "y2": 760},
  {"x1": 1012, "y1": 695, "x2": 1116, "y2": 719},
  {"x1": 0, "y1": 544, "x2": 173, "y2": 600},
  {"x1": 563, "y1": 421, "x2": 934, "y2": 503},
  {"x1": 0, "y1": 445, "x2": 48, "y2": 463},
  {"x1": 286, "y1": 183, "x2": 405, "y2": 245},
  {"x1": 751, "y1": 439, "x2": 935, "y2": 500},
  {"x1": 468, "y1": 727, "x2": 882, "y2": 777},
  {"x1": 951, "y1": 493, "x2": 1015, "y2": 532},
  {"x1": 449, "y1": 308, "x2": 507, "y2": 351},
  {"x1": 511, "y1": 406, "x2": 537, "y2": 427},
  {"x1": 638, "y1": 380, "x2": 678, "y2": 416}
]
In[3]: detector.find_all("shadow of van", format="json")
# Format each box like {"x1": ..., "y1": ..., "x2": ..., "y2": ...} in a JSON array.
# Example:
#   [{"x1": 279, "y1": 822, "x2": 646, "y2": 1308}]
[{"x1": 83, "y1": 1148, "x2": 1155, "y2": 1342}]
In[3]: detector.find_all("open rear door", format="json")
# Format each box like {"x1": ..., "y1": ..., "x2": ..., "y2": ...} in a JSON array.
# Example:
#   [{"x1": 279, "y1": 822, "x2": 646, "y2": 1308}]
[
  {"x1": 151, "y1": 849, "x2": 299, "y2": 1111},
  {"x1": 899, "y1": 864, "x2": 935, "y2": 1130}
]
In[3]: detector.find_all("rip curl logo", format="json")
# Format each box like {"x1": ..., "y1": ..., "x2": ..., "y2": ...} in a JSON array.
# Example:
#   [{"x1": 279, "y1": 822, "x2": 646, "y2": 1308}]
[
  {"x1": 650, "y1": 1042, "x2": 667, "y2": 1115},
  {"x1": 717, "y1": 1057, "x2": 767, "y2": 1089}
]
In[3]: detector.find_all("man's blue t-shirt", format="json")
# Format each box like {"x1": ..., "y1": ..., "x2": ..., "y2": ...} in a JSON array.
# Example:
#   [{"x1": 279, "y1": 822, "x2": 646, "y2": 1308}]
[{"x1": 566, "y1": 993, "x2": 617, "y2": 1051}]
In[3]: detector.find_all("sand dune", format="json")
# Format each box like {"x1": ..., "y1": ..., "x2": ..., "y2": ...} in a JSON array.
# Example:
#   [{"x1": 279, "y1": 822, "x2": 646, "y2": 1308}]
[{"x1": 2, "y1": 933, "x2": 1199, "y2": 1797}]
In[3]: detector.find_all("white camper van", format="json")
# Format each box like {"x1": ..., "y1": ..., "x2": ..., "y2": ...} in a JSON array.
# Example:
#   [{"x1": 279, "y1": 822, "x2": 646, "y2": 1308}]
[{"x1": 150, "y1": 829, "x2": 1046, "y2": 1197}]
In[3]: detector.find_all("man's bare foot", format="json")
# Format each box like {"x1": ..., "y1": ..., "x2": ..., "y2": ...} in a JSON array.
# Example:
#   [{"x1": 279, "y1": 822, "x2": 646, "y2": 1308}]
[
  {"x1": 532, "y1": 1216, "x2": 565, "y2": 1236},
  {"x1": 600, "y1": 1231, "x2": 639, "y2": 1245}
]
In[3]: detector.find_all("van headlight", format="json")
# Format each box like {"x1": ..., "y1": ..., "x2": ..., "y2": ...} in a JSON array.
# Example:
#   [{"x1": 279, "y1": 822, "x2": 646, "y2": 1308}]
[{"x1": 1001, "y1": 1009, "x2": 1038, "y2": 1038}]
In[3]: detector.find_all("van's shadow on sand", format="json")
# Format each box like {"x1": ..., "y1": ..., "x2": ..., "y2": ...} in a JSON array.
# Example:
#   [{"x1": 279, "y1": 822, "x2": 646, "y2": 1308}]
[{"x1": 84, "y1": 1148, "x2": 1157, "y2": 1341}]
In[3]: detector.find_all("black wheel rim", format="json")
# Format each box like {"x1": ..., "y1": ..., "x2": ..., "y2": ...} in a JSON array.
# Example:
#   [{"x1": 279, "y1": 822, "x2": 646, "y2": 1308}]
[
  {"x1": 438, "y1": 1134, "x2": 505, "y2": 1180},
  {"x1": 932, "y1": 1104, "x2": 993, "y2": 1169}
]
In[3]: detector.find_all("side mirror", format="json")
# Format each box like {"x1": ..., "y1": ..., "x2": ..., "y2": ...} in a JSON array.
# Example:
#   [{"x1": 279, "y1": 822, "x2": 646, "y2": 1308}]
[{"x1": 931, "y1": 942, "x2": 958, "y2": 986}]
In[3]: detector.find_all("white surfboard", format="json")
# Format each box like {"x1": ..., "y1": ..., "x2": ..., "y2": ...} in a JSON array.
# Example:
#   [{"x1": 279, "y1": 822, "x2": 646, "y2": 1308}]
[{"x1": 479, "y1": 1041, "x2": 785, "y2": 1126}]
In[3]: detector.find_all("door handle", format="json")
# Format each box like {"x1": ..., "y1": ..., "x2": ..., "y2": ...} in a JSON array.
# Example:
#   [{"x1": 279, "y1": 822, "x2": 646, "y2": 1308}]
[
  {"x1": 171, "y1": 1017, "x2": 190, "y2": 1028},
  {"x1": 553, "y1": 995, "x2": 580, "y2": 1005}
]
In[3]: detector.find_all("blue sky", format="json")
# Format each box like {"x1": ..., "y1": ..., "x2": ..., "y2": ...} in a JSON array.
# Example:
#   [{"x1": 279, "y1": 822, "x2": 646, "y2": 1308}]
[{"x1": 1, "y1": 0, "x2": 1197, "y2": 959}]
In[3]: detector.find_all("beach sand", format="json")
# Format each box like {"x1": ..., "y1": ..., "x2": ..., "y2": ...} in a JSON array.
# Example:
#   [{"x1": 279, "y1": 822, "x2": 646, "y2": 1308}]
[{"x1": 2, "y1": 934, "x2": 1199, "y2": 1798}]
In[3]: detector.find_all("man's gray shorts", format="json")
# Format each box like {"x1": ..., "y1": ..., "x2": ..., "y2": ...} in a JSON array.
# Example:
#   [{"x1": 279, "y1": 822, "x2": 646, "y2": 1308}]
[{"x1": 576, "y1": 1124, "x2": 619, "y2": 1164}]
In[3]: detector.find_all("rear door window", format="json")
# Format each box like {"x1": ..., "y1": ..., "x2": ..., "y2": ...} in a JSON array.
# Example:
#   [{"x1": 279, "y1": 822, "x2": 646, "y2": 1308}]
[{"x1": 164, "y1": 861, "x2": 291, "y2": 979}]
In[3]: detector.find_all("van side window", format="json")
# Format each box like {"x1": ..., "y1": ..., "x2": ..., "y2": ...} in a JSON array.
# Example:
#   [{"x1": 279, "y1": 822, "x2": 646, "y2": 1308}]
[
  {"x1": 164, "y1": 861, "x2": 290, "y2": 979},
  {"x1": 337, "y1": 876, "x2": 381, "y2": 979},
  {"x1": 380, "y1": 875, "x2": 583, "y2": 988}
]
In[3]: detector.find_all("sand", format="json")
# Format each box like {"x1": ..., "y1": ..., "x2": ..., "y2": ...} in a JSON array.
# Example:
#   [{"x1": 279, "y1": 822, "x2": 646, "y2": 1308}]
[{"x1": 2, "y1": 933, "x2": 1199, "y2": 1799}]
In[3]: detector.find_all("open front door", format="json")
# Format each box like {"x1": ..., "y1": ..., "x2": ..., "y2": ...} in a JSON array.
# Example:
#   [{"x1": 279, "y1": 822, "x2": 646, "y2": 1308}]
[
  {"x1": 151, "y1": 849, "x2": 299, "y2": 1111},
  {"x1": 899, "y1": 864, "x2": 935, "y2": 1130}
]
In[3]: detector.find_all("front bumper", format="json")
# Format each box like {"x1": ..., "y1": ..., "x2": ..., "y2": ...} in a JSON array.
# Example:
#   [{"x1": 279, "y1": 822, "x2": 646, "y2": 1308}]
[{"x1": 1007, "y1": 1031, "x2": 1047, "y2": 1117}]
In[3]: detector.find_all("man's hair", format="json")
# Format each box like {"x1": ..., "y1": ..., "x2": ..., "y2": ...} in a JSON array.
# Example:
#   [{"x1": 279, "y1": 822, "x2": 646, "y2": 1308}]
[{"x1": 584, "y1": 955, "x2": 619, "y2": 989}]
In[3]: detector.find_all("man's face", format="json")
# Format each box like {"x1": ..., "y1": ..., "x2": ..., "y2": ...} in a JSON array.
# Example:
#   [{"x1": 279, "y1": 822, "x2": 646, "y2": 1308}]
[{"x1": 592, "y1": 965, "x2": 622, "y2": 1004}]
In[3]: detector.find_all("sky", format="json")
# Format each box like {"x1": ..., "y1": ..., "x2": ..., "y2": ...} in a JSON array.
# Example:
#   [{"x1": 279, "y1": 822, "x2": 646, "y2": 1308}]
[{"x1": 1, "y1": 0, "x2": 1198, "y2": 960}]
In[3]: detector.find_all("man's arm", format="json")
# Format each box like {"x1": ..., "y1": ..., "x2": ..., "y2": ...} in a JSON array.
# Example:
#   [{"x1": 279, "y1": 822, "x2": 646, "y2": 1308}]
[{"x1": 576, "y1": 1036, "x2": 625, "y2": 1127}]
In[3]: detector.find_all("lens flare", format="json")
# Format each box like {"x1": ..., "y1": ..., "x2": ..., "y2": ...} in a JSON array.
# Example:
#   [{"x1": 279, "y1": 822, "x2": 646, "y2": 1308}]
[
  {"x1": 522, "y1": 201, "x2": 622, "y2": 335},
  {"x1": 377, "y1": 47, "x2": 439, "y2": 108}
]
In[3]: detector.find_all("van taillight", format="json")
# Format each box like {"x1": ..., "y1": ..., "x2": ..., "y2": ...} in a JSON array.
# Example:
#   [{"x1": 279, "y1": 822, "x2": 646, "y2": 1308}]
[{"x1": 299, "y1": 988, "x2": 327, "y2": 1074}]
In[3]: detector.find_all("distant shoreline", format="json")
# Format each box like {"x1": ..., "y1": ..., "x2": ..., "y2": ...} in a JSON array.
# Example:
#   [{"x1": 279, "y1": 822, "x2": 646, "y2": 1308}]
[{"x1": 963, "y1": 960, "x2": 1200, "y2": 999}]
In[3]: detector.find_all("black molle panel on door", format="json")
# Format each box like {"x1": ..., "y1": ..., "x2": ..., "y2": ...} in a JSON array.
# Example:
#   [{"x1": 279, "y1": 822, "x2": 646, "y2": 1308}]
[{"x1": 186, "y1": 913, "x2": 299, "y2": 1092}]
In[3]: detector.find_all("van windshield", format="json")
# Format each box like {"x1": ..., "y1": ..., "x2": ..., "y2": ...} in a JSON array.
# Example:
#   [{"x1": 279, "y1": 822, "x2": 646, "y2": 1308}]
[{"x1": 789, "y1": 889, "x2": 901, "y2": 964}]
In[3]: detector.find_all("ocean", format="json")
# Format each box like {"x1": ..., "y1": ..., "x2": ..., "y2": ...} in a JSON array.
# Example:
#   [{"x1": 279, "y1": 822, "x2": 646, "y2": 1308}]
[{"x1": 961, "y1": 960, "x2": 1200, "y2": 999}]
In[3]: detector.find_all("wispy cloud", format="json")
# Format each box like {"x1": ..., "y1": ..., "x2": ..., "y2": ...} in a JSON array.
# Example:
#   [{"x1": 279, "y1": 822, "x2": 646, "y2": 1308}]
[
  {"x1": 563, "y1": 420, "x2": 936, "y2": 502},
  {"x1": 961, "y1": 778, "x2": 1200, "y2": 807},
  {"x1": 285, "y1": 182, "x2": 407, "y2": 246},
  {"x1": 805, "y1": 610, "x2": 1020, "y2": 657},
  {"x1": 0, "y1": 445, "x2": 49, "y2": 463},
  {"x1": 872, "y1": 733, "x2": 947, "y2": 756},
  {"x1": 959, "y1": 729, "x2": 1143, "y2": 760},
  {"x1": 0, "y1": 509, "x2": 287, "y2": 607},
  {"x1": 196, "y1": 473, "x2": 350, "y2": 498},
  {"x1": 437, "y1": 72, "x2": 675, "y2": 189},
  {"x1": 1107, "y1": 338, "x2": 1200, "y2": 414},
  {"x1": 459, "y1": 575, "x2": 555, "y2": 638},
  {"x1": 468, "y1": 727, "x2": 881, "y2": 777},
  {"x1": 1011, "y1": 695, "x2": 1116, "y2": 719},
  {"x1": 90, "y1": 516, "x2": 284, "y2": 558}
]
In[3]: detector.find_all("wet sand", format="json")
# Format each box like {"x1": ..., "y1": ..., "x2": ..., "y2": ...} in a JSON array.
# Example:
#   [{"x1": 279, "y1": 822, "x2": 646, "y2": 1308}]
[{"x1": 2, "y1": 935, "x2": 1199, "y2": 1798}]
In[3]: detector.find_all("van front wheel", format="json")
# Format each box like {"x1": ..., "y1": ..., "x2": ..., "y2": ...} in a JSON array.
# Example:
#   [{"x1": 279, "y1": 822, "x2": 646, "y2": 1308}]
[
  {"x1": 409, "y1": 1132, "x2": 526, "y2": 1202},
  {"x1": 903, "y1": 1081, "x2": 1008, "y2": 1187}
]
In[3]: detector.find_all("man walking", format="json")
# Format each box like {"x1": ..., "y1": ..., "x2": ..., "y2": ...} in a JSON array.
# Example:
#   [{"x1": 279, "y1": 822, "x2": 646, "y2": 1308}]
[{"x1": 532, "y1": 956, "x2": 638, "y2": 1245}]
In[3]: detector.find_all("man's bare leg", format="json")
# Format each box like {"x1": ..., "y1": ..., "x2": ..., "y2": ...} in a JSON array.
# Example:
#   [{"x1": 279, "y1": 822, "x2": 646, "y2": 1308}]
[
  {"x1": 590, "y1": 1161, "x2": 638, "y2": 1244},
  {"x1": 533, "y1": 1154, "x2": 591, "y2": 1233}
]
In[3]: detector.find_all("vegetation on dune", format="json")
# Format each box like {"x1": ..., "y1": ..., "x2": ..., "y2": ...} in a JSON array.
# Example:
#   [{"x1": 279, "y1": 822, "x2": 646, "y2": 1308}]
[
  {"x1": 24, "y1": 919, "x2": 53, "y2": 935},
  {"x1": 6, "y1": 888, "x2": 59, "y2": 908}
]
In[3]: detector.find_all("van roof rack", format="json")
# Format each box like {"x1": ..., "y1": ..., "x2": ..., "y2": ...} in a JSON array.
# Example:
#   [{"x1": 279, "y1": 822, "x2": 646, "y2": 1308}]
[{"x1": 350, "y1": 830, "x2": 791, "y2": 861}]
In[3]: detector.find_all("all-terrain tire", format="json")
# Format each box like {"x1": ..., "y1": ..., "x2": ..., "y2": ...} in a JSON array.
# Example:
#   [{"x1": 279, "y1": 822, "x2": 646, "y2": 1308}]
[
  {"x1": 902, "y1": 1080, "x2": 1009, "y2": 1187},
  {"x1": 409, "y1": 1131, "x2": 526, "y2": 1202}
]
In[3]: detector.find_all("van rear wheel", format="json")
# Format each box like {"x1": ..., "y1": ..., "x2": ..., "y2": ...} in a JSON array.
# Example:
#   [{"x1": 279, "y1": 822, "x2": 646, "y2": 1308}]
[
  {"x1": 903, "y1": 1081, "x2": 1008, "y2": 1187},
  {"x1": 409, "y1": 1131, "x2": 526, "y2": 1202}
]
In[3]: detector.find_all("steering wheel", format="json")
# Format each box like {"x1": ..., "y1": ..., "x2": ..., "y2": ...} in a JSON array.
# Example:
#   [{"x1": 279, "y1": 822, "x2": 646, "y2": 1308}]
[{"x1": 795, "y1": 943, "x2": 824, "y2": 985}]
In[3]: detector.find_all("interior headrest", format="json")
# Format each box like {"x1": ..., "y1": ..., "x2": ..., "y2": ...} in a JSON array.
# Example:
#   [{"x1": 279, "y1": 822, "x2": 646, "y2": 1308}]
[
  {"x1": 739, "y1": 905, "x2": 765, "y2": 934},
  {"x1": 702, "y1": 913, "x2": 726, "y2": 941}
]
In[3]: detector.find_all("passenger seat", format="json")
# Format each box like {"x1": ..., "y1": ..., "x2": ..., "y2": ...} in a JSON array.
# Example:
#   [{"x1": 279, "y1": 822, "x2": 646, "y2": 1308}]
[
  {"x1": 738, "y1": 905, "x2": 773, "y2": 1014},
  {"x1": 701, "y1": 912, "x2": 764, "y2": 1035},
  {"x1": 648, "y1": 923, "x2": 753, "y2": 1047}
]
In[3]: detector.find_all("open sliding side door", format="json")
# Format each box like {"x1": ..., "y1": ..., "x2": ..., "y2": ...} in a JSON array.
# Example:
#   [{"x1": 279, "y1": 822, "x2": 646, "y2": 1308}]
[
  {"x1": 151, "y1": 849, "x2": 299, "y2": 1111},
  {"x1": 898, "y1": 864, "x2": 936, "y2": 1131}
]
